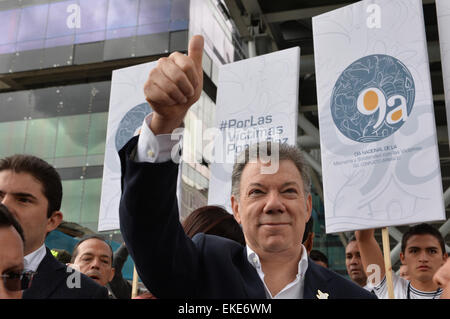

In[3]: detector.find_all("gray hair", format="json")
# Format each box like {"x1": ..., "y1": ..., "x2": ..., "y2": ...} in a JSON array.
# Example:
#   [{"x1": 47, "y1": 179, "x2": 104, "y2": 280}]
[{"x1": 231, "y1": 141, "x2": 311, "y2": 200}]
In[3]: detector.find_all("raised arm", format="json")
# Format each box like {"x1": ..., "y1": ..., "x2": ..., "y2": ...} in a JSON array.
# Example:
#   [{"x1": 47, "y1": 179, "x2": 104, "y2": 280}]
[
  {"x1": 433, "y1": 259, "x2": 450, "y2": 299},
  {"x1": 355, "y1": 228, "x2": 385, "y2": 285},
  {"x1": 119, "y1": 35, "x2": 205, "y2": 298}
]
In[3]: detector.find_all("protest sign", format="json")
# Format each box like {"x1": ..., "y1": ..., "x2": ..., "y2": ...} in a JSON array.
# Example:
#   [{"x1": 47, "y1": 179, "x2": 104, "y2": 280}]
[
  {"x1": 97, "y1": 62, "x2": 156, "y2": 231},
  {"x1": 208, "y1": 47, "x2": 300, "y2": 212},
  {"x1": 313, "y1": 0, "x2": 445, "y2": 233}
]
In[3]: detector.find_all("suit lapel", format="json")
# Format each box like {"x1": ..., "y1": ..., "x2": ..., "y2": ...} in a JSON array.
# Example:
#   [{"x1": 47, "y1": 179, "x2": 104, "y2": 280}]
[
  {"x1": 238, "y1": 247, "x2": 267, "y2": 298},
  {"x1": 303, "y1": 257, "x2": 331, "y2": 299},
  {"x1": 23, "y1": 248, "x2": 67, "y2": 299}
]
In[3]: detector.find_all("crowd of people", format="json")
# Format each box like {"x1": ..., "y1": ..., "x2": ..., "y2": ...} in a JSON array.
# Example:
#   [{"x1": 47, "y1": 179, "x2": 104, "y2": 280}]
[{"x1": 1, "y1": 34, "x2": 449, "y2": 299}]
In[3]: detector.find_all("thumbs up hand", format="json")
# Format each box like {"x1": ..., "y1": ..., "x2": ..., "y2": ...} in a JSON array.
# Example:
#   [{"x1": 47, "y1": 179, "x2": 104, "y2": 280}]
[{"x1": 144, "y1": 35, "x2": 204, "y2": 135}]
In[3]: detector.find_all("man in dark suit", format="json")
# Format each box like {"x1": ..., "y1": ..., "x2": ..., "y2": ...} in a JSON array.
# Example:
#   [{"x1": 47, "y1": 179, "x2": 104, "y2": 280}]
[
  {"x1": 0, "y1": 154, "x2": 108, "y2": 299},
  {"x1": 119, "y1": 35, "x2": 376, "y2": 299}
]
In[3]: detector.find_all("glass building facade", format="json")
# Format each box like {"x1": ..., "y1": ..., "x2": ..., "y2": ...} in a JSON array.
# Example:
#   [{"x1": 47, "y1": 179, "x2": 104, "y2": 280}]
[
  {"x1": 0, "y1": 81, "x2": 109, "y2": 231},
  {"x1": 0, "y1": 0, "x2": 191, "y2": 240}
]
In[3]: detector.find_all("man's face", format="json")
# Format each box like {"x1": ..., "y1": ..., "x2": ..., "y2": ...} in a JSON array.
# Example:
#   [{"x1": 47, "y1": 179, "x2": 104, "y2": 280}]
[
  {"x1": 400, "y1": 234, "x2": 448, "y2": 284},
  {"x1": 0, "y1": 170, "x2": 62, "y2": 255},
  {"x1": 72, "y1": 238, "x2": 115, "y2": 286},
  {"x1": 231, "y1": 160, "x2": 312, "y2": 256},
  {"x1": 345, "y1": 240, "x2": 367, "y2": 286},
  {"x1": 0, "y1": 226, "x2": 24, "y2": 299}
]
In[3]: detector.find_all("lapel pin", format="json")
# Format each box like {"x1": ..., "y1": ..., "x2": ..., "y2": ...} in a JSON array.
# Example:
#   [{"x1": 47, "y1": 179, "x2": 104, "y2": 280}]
[{"x1": 316, "y1": 289, "x2": 329, "y2": 299}]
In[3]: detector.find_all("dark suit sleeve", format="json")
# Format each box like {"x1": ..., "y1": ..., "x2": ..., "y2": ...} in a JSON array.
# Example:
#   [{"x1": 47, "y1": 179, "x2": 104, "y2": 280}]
[
  {"x1": 107, "y1": 243, "x2": 132, "y2": 299},
  {"x1": 93, "y1": 285, "x2": 110, "y2": 299},
  {"x1": 119, "y1": 136, "x2": 200, "y2": 298}
]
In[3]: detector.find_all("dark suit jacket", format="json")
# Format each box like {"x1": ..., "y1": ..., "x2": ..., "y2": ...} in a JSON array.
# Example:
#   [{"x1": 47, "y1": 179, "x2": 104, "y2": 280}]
[
  {"x1": 119, "y1": 136, "x2": 376, "y2": 299},
  {"x1": 22, "y1": 248, "x2": 109, "y2": 299}
]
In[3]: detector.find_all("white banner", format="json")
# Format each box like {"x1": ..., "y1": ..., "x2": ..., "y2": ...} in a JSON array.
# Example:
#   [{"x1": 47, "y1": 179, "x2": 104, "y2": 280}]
[
  {"x1": 436, "y1": 0, "x2": 450, "y2": 145},
  {"x1": 313, "y1": 0, "x2": 445, "y2": 233},
  {"x1": 207, "y1": 47, "x2": 300, "y2": 212},
  {"x1": 97, "y1": 62, "x2": 156, "y2": 231}
]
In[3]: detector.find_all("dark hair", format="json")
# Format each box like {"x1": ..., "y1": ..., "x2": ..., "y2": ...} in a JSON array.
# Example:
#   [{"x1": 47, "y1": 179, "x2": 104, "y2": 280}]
[
  {"x1": 182, "y1": 206, "x2": 245, "y2": 245},
  {"x1": 231, "y1": 142, "x2": 311, "y2": 200},
  {"x1": 310, "y1": 249, "x2": 329, "y2": 267},
  {"x1": 302, "y1": 217, "x2": 314, "y2": 243},
  {"x1": 0, "y1": 203, "x2": 25, "y2": 242},
  {"x1": 0, "y1": 154, "x2": 62, "y2": 218},
  {"x1": 70, "y1": 235, "x2": 114, "y2": 264},
  {"x1": 401, "y1": 223, "x2": 446, "y2": 255}
]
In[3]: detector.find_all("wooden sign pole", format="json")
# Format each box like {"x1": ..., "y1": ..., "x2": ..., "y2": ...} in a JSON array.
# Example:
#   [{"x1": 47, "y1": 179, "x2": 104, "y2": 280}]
[
  {"x1": 381, "y1": 227, "x2": 395, "y2": 299},
  {"x1": 131, "y1": 265, "x2": 139, "y2": 298}
]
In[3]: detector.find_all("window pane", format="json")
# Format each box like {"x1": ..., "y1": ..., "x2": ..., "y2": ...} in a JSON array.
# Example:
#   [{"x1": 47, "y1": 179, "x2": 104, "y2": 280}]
[
  {"x1": 24, "y1": 118, "x2": 57, "y2": 159},
  {"x1": 0, "y1": 121, "x2": 26, "y2": 157},
  {"x1": 81, "y1": 178, "x2": 102, "y2": 230},
  {"x1": 61, "y1": 179, "x2": 83, "y2": 223},
  {"x1": 55, "y1": 114, "x2": 89, "y2": 157},
  {"x1": 107, "y1": 0, "x2": 138, "y2": 29},
  {"x1": 59, "y1": 83, "x2": 91, "y2": 116},
  {"x1": 88, "y1": 112, "x2": 107, "y2": 155},
  {"x1": 17, "y1": 4, "x2": 48, "y2": 43},
  {"x1": 91, "y1": 81, "x2": 110, "y2": 113},
  {"x1": 31, "y1": 86, "x2": 60, "y2": 119},
  {"x1": 0, "y1": 90, "x2": 31, "y2": 122}
]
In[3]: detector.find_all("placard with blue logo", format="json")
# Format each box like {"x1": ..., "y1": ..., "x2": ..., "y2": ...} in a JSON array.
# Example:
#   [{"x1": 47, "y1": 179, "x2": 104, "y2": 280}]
[
  {"x1": 312, "y1": 0, "x2": 446, "y2": 233},
  {"x1": 98, "y1": 62, "x2": 156, "y2": 231}
]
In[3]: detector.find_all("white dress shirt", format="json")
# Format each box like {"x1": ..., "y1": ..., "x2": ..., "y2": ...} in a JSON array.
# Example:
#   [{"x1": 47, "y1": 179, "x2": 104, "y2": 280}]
[
  {"x1": 246, "y1": 245, "x2": 309, "y2": 299},
  {"x1": 24, "y1": 244, "x2": 47, "y2": 272},
  {"x1": 136, "y1": 113, "x2": 183, "y2": 163}
]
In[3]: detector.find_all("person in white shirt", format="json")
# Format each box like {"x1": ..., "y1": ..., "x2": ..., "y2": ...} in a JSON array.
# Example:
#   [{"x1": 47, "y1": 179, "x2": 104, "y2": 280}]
[
  {"x1": 0, "y1": 155, "x2": 108, "y2": 298},
  {"x1": 356, "y1": 224, "x2": 448, "y2": 299}
]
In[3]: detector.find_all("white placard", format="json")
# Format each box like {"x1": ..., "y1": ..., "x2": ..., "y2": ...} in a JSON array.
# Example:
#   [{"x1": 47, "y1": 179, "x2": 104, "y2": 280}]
[
  {"x1": 97, "y1": 62, "x2": 156, "y2": 231},
  {"x1": 313, "y1": 0, "x2": 445, "y2": 233},
  {"x1": 207, "y1": 47, "x2": 300, "y2": 212},
  {"x1": 436, "y1": 0, "x2": 450, "y2": 145}
]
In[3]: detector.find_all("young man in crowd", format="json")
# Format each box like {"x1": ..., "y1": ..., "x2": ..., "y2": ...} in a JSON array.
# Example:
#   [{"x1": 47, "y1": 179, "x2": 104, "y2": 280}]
[
  {"x1": 356, "y1": 224, "x2": 448, "y2": 299},
  {"x1": 0, "y1": 155, "x2": 108, "y2": 298},
  {"x1": 118, "y1": 35, "x2": 376, "y2": 299}
]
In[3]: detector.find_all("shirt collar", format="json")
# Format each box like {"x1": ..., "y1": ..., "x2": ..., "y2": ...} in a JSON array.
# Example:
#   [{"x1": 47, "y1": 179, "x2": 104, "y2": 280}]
[
  {"x1": 246, "y1": 244, "x2": 309, "y2": 278},
  {"x1": 24, "y1": 244, "x2": 47, "y2": 272}
]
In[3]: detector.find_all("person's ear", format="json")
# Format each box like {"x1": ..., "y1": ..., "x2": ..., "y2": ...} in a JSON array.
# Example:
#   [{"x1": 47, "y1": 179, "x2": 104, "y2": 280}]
[
  {"x1": 46, "y1": 211, "x2": 63, "y2": 233},
  {"x1": 400, "y1": 252, "x2": 406, "y2": 265},
  {"x1": 231, "y1": 195, "x2": 241, "y2": 224},
  {"x1": 305, "y1": 193, "x2": 312, "y2": 221},
  {"x1": 304, "y1": 232, "x2": 314, "y2": 254}
]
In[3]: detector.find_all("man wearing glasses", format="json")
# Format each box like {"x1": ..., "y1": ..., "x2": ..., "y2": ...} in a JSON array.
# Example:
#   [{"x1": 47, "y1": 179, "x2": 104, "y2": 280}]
[
  {"x1": 0, "y1": 155, "x2": 108, "y2": 299},
  {"x1": 0, "y1": 204, "x2": 34, "y2": 299}
]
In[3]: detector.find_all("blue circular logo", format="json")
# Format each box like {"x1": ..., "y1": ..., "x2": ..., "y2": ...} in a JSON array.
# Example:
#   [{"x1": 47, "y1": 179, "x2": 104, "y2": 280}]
[
  {"x1": 115, "y1": 102, "x2": 152, "y2": 151},
  {"x1": 330, "y1": 54, "x2": 415, "y2": 143}
]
